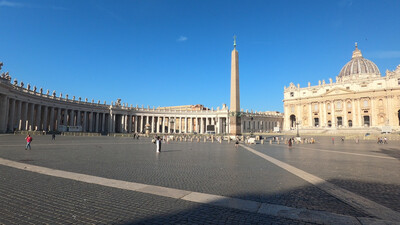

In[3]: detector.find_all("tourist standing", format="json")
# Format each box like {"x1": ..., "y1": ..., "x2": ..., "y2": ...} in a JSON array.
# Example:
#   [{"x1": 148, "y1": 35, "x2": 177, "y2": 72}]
[
  {"x1": 156, "y1": 136, "x2": 162, "y2": 153},
  {"x1": 25, "y1": 134, "x2": 33, "y2": 150},
  {"x1": 332, "y1": 137, "x2": 335, "y2": 144},
  {"x1": 52, "y1": 133, "x2": 56, "y2": 140}
]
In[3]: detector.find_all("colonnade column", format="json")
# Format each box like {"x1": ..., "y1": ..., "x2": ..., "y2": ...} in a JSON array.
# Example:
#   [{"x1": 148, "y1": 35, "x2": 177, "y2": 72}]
[
  {"x1": 82, "y1": 111, "x2": 87, "y2": 131},
  {"x1": 18, "y1": 102, "x2": 26, "y2": 130},
  {"x1": 15, "y1": 100, "x2": 22, "y2": 131},
  {"x1": 42, "y1": 106, "x2": 48, "y2": 131},
  {"x1": 76, "y1": 110, "x2": 81, "y2": 127},
  {"x1": 184, "y1": 117, "x2": 187, "y2": 133},
  {"x1": 56, "y1": 108, "x2": 61, "y2": 131},
  {"x1": 63, "y1": 109, "x2": 68, "y2": 126},
  {"x1": 331, "y1": 103, "x2": 336, "y2": 128},
  {"x1": 69, "y1": 110, "x2": 74, "y2": 126},
  {"x1": 8, "y1": 99, "x2": 15, "y2": 131},
  {"x1": 49, "y1": 107, "x2": 55, "y2": 131},
  {"x1": 35, "y1": 105, "x2": 41, "y2": 131},
  {"x1": 89, "y1": 112, "x2": 93, "y2": 132},
  {"x1": 343, "y1": 101, "x2": 348, "y2": 127},
  {"x1": 127, "y1": 114, "x2": 132, "y2": 133},
  {"x1": 102, "y1": 113, "x2": 106, "y2": 133},
  {"x1": 0, "y1": 95, "x2": 8, "y2": 133},
  {"x1": 28, "y1": 104, "x2": 34, "y2": 131},
  {"x1": 156, "y1": 116, "x2": 160, "y2": 133},
  {"x1": 151, "y1": 116, "x2": 155, "y2": 133},
  {"x1": 179, "y1": 117, "x2": 182, "y2": 133},
  {"x1": 162, "y1": 116, "x2": 165, "y2": 133}
]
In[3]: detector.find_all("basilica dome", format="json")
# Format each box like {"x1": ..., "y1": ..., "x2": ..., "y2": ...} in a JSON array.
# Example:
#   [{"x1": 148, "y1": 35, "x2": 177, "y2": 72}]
[{"x1": 338, "y1": 43, "x2": 380, "y2": 80}]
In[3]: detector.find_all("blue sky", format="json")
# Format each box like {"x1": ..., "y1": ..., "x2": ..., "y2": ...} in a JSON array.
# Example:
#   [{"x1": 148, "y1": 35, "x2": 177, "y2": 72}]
[{"x1": 0, "y1": 0, "x2": 399, "y2": 112}]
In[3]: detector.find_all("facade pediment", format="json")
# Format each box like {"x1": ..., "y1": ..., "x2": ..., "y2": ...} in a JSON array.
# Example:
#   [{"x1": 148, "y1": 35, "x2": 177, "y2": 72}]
[{"x1": 321, "y1": 88, "x2": 354, "y2": 97}]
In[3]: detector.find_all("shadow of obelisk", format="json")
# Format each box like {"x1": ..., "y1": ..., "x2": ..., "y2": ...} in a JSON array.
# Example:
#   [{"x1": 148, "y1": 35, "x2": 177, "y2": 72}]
[{"x1": 229, "y1": 36, "x2": 241, "y2": 135}]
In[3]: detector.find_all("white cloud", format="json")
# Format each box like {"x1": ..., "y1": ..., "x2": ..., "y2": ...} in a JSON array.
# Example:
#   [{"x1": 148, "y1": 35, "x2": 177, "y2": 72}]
[
  {"x1": 0, "y1": 0, "x2": 26, "y2": 7},
  {"x1": 371, "y1": 51, "x2": 400, "y2": 59},
  {"x1": 177, "y1": 36, "x2": 188, "y2": 42},
  {"x1": 0, "y1": 0, "x2": 67, "y2": 10}
]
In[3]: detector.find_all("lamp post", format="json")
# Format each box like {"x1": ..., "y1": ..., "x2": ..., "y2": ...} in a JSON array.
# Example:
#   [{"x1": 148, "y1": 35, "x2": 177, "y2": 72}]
[{"x1": 296, "y1": 121, "x2": 301, "y2": 137}]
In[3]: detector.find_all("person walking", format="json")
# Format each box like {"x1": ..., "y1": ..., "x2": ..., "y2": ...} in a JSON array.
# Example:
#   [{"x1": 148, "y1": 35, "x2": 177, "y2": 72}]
[
  {"x1": 52, "y1": 133, "x2": 56, "y2": 140},
  {"x1": 25, "y1": 134, "x2": 33, "y2": 150},
  {"x1": 156, "y1": 136, "x2": 162, "y2": 153}
]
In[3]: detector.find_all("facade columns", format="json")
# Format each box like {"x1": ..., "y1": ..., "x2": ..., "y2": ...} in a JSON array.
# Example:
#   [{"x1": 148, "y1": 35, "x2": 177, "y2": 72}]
[
  {"x1": 69, "y1": 109, "x2": 74, "y2": 126},
  {"x1": 35, "y1": 104, "x2": 41, "y2": 131},
  {"x1": 0, "y1": 95, "x2": 8, "y2": 133},
  {"x1": 128, "y1": 114, "x2": 132, "y2": 133},
  {"x1": 140, "y1": 115, "x2": 143, "y2": 133},
  {"x1": 162, "y1": 116, "x2": 165, "y2": 133},
  {"x1": 56, "y1": 108, "x2": 61, "y2": 130},
  {"x1": 96, "y1": 112, "x2": 100, "y2": 132},
  {"x1": 28, "y1": 104, "x2": 35, "y2": 131},
  {"x1": 156, "y1": 116, "x2": 160, "y2": 133},
  {"x1": 77, "y1": 110, "x2": 81, "y2": 127},
  {"x1": 151, "y1": 116, "x2": 155, "y2": 133},
  {"x1": 42, "y1": 106, "x2": 48, "y2": 131},
  {"x1": 331, "y1": 102, "x2": 336, "y2": 128},
  {"x1": 184, "y1": 117, "x2": 187, "y2": 133},
  {"x1": 83, "y1": 111, "x2": 87, "y2": 131},
  {"x1": 16, "y1": 100, "x2": 22, "y2": 131},
  {"x1": 21, "y1": 102, "x2": 28, "y2": 130},
  {"x1": 63, "y1": 109, "x2": 68, "y2": 126},
  {"x1": 89, "y1": 112, "x2": 93, "y2": 132},
  {"x1": 49, "y1": 107, "x2": 55, "y2": 131},
  {"x1": 8, "y1": 98, "x2": 16, "y2": 131},
  {"x1": 102, "y1": 113, "x2": 106, "y2": 133}
]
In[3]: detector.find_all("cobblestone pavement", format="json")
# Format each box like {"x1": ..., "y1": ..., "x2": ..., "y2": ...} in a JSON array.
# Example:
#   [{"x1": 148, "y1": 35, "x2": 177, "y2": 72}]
[{"x1": 0, "y1": 134, "x2": 399, "y2": 224}]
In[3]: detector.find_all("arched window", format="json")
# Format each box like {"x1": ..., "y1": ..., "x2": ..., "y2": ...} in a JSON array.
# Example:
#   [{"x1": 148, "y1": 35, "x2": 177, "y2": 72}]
[
  {"x1": 347, "y1": 102, "x2": 352, "y2": 109},
  {"x1": 348, "y1": 120, "x2": 352, "y2": 127},
  {"x1": 327, "y1": 104, "x2": 331, "y2": 110},
  {"x1": 379, "y1": 99, "x2": 383, "y2": 107},
  {"x1": 363, "y1": 100, "x2": 369, "y2": 107}
]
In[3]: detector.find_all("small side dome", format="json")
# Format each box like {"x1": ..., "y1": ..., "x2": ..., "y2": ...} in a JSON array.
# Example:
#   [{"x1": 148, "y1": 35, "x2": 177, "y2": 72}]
[{"x1": 338, "y1": 43, "x2": 380, "y2": 81}]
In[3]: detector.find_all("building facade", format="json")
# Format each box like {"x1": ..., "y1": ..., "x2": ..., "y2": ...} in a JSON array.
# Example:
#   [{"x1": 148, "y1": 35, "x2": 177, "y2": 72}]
[
  {"x1": 0, "y1": 62, "x2": 283, "y2": 134},
  {"x1": 283, "y1": 44, "x2": 400, "y2": 132}
]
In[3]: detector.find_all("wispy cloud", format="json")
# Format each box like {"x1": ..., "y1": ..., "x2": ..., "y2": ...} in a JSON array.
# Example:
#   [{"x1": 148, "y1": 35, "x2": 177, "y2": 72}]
[
  {"x1": 371, "y1": 51, "x2": 400, "y2": 59},
  {"x1": 177, "y1": 36, "x2": 188, "y2": 42},
  {"x1": 0, "y1": 0, "x2": 25, "y2": 7},
  {"x1": 0, "y1": 0, "x2": 67, "y2": 10}
]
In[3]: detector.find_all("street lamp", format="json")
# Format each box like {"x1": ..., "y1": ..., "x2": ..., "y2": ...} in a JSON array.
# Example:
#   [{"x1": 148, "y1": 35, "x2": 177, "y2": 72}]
[{"x1": 296, "y1": 121, "x2": 301, "y2": 137}]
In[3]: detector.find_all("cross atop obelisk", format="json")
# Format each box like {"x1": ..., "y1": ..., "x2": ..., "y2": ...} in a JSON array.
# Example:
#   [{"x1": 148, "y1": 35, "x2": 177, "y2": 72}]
[{"x1": 229, "y1": 35, "x2": 241, "y2": 135}]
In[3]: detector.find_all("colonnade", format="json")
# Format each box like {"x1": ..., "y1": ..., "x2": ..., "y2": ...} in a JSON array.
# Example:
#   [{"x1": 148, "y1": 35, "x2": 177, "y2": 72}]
[
  {"x1": 111, "y1": 114, "x2": 229, "y2": 134},
  {"x1": 241, "y1": 119, "x2": 280, "y2": 133},
  {"x1": 0, "y1": 94, "x2": 109, "y2": 133}
]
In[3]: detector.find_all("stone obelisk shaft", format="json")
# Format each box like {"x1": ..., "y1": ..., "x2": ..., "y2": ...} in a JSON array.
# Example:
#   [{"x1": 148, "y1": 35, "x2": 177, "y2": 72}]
[{"x1": 229, "y1": 46, "x2": 241, "y2": 135}]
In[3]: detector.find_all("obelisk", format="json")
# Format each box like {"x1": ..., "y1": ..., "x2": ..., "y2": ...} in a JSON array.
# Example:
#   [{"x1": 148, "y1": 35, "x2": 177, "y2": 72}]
[{"x1": 229, "y1": 36, "x2": 241, "y2": 135}]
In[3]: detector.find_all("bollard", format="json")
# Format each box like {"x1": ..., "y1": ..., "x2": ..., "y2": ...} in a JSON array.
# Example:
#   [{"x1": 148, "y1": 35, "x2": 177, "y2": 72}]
[
  {"x1": 261, "y1": 140, "x2": 264, "y2": 144},
  {"x1": 270, "y1": 140, "x2": 272, "y2": 144},
  {"x1": 204, "y1": 137, "x2": 206, "y2": 142},
  {"x1": 277, "y1": 140, "x2": 280, "y2": 144}
]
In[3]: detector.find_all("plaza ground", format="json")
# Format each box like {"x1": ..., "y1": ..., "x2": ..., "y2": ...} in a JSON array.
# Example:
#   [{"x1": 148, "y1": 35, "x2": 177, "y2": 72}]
[{"x1": 0, "y1": 134, "x2": 399, "y2": 224}]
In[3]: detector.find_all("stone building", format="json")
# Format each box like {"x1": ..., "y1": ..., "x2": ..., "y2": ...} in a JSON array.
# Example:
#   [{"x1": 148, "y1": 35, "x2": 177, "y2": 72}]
[{"x1": 283, "y1": 43, "x2": 400, "y2": 132}]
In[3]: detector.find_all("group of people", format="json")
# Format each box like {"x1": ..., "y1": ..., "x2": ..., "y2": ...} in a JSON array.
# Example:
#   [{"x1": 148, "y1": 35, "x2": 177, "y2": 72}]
[{"x1": 377, "y1": 137, "x2": 388, "y2": 144}]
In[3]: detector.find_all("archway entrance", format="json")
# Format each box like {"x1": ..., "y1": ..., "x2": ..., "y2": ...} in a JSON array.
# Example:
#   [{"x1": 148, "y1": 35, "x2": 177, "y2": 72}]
[
  {"x1": 363, "y1": 116, "x2": 370, "y2": 127},
  {"x1": 314, "y1": 118, "x2": 319, "y2": 127},
  {"x1": 398, "y1": 110, "x2": 400, "y2": 126},
  {"x1": 290, "y1": 115, "x2": 296, "y2": 129}
]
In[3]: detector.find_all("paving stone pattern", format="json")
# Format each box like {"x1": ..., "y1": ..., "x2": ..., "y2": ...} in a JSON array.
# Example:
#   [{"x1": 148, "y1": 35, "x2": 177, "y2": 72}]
[
  {"x1": 0, "y1": 165, "x2": 316, "y2": 225},
  {"x1": 0, "y1": 135, "x2": 367, "y2": 218}
]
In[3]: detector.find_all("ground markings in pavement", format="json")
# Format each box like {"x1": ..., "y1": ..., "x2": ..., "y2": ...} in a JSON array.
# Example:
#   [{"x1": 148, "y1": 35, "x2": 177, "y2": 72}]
[
  {"x1": 0, "y1": 157, "x2": 392, "y2": 225},
  {"x1": 283, "y1": 144, "x2": 397, "y2": 160},
  {"x1": 0, "y1": 165, "x2": 317, "y2": 225},
  {"x1": 240, "y1": 144, "x2": 400, "y2": 222}
]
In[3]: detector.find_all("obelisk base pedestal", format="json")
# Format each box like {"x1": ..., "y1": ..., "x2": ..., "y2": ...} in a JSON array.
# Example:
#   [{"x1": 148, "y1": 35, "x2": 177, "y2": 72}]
[{"x1": 229, "y1": 116, "x2": 241, "y2": 135}]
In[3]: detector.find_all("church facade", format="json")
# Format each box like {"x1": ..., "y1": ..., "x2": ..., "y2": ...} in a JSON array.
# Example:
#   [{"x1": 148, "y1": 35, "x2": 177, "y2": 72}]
[{"x1": 283, "y1": 44, "x2": 400, "y2": 132}]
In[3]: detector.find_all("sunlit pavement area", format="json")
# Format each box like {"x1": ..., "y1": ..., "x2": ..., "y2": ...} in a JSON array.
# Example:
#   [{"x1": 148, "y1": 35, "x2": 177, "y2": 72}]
[{"x1": 0, "y1": 134, "x2": 399, "y2": 224}]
